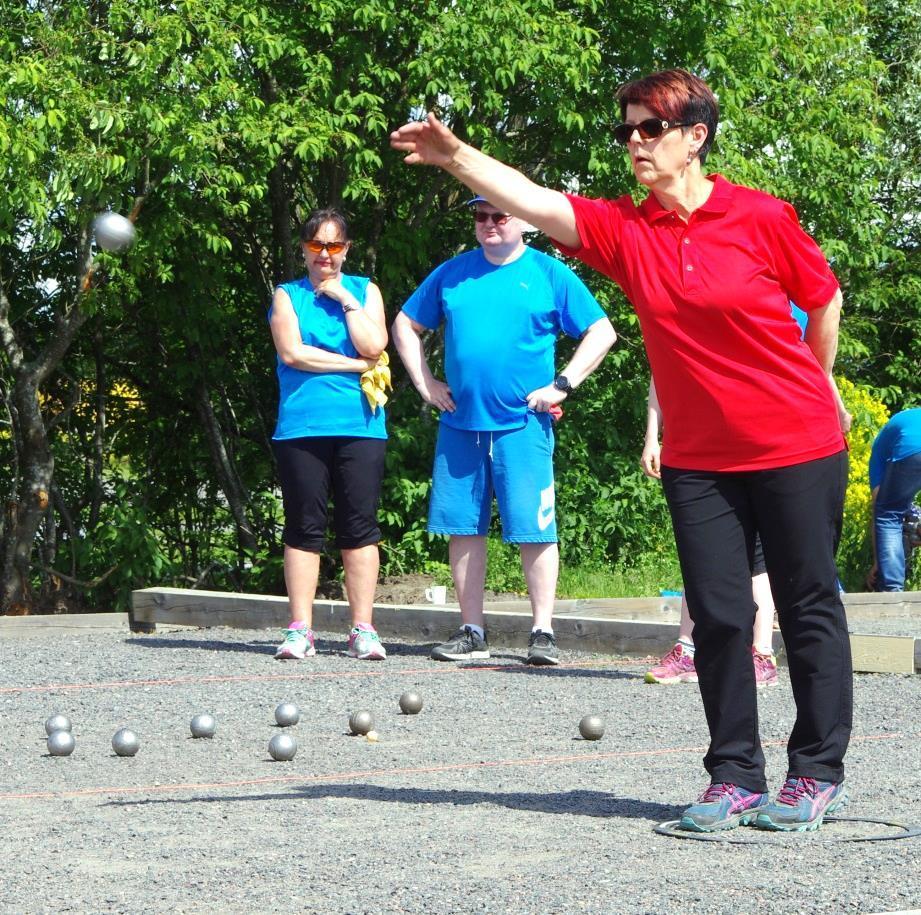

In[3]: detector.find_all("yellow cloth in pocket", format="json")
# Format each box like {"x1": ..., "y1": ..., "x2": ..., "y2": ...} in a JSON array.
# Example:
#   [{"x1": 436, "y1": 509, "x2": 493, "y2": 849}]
[{"x1": 360, "y1": 351, "x2": 392, "y2": 413}]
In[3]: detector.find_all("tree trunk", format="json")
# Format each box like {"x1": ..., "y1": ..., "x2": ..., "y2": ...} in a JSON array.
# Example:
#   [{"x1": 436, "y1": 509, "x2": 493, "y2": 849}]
[
  {"x1": 89, "y1": 315, "x2": 107, "y2": 528},
  {"x1": 0, "y1": 243, "x2": 94, "y2": 612},
  {"x1": 195, "y1": 378, "x2": 258, "y2": 556},
  {"x1": 1, "y1": 373, "x2": 54, "y2": 613}
]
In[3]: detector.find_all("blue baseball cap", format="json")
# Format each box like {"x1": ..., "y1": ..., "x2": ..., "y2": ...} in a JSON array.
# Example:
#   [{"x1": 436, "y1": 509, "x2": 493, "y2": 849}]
[{"x1": 466, "y1": 195, "x2": 490, "y2": 206}]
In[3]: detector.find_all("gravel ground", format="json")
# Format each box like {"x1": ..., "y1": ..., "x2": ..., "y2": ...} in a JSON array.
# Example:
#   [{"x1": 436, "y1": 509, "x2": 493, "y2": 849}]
[{"x1": 0, "y1": 626, "x2": 919, "y2": 915}]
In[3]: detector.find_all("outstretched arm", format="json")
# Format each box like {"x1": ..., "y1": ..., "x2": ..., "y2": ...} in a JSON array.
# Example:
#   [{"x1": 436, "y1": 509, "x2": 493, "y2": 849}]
[{"x1": 390, "y1": 113, "x2": 580, "y2": 249}]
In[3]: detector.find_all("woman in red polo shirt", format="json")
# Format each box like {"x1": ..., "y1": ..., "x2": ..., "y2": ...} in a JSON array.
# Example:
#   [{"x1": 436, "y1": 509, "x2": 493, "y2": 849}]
[{"x1": 391, "y1": 68, "x2": 851, "y2": 834}]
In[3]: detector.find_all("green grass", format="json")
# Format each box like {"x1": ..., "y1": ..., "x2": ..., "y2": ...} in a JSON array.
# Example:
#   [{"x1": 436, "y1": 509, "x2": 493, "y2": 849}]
[
  {"x1": 480, "y1": 535, "x2": 684, "y2": 598},
  {"x1": 556, "y1": 554, "x2": 683, "y2": 599}
]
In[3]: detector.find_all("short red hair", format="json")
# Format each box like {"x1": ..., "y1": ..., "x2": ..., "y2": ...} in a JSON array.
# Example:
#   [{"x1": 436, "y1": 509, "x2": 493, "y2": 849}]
[{"x1": 616, "y1": 69, "x2": 719, "y2": 163}]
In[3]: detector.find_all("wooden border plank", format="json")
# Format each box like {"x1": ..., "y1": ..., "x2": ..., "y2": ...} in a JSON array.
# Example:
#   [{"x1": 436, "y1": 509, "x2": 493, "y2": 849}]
[{"x1": 130, "y1": 587, "x2": 921, "y2": 674}]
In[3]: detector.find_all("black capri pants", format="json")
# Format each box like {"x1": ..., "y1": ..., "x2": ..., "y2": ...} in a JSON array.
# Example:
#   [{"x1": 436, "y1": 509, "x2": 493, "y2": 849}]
[
  {"x1": 662, "y1": 450, "x2": 851, "y2": 794},
  {"x1": 273, "y1": 436, "x2": 387, "y2": 552}
]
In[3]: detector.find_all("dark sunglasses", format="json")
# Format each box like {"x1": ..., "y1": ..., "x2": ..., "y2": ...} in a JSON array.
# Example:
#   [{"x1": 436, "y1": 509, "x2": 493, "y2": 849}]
[
  {"x1": 473, "y1": 211, "x2": 512, "y2": 225},
  {"x1": 305, "y1": 239, "x2": 348, "y2": 255},
  {"x1": 612, "y1": 118, "x2": 690, "y2": 146}
]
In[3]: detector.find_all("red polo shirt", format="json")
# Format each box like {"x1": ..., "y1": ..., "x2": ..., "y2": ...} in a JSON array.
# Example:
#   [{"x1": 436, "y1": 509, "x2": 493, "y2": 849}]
[{"x1": 555, "y1": 175, "x2": 846, "y2": 471}]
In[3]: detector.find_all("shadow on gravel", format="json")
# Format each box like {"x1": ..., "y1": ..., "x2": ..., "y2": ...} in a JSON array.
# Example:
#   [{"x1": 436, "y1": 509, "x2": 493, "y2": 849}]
[
  {"x1": 122, "y1": 638, "x2": 640, "y2": 677},
  {"x1": 125, "y1": 637, "x2": 436, "y2": 659},
  {"x1": 126, "y1": 637, "x2": 277, "y2": 655},
  {"x1": 106, "y1": 785, "x2": 683, "y2": 820},
  {"x1": 480, "y1": 665, "x2": 641, "y2": 681}
]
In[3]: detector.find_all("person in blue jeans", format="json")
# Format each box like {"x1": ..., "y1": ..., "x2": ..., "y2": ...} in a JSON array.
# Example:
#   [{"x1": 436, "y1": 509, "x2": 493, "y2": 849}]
[
  {"x1": 392, "y1": 197, "x2": 616, "y2": 665},
  {"x1": 868, "y1": 408, "x2": 921, "y2": 591}
]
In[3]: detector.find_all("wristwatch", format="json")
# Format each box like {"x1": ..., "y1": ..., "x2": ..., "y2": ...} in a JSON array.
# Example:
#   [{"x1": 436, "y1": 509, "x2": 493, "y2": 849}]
[{"x1": 552, "y1": 374, "x2": 573, "y2": 395}]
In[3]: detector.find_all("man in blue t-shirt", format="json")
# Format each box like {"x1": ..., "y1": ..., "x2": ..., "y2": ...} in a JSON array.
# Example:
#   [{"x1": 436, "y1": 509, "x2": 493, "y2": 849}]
[
  {"x1": 868, "y1": 408, "x2": 921, "y2": 591},
  {"x1": 392, "y1": 197, "x2": 617, "y2": 665}
]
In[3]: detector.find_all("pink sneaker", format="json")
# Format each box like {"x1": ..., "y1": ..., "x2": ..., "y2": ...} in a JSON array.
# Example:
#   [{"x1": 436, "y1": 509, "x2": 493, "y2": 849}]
[
  {"x1": 347, "y1": 625, "x2": 387, "y2": 660},
  {"x1": 645, "y1": 642, "x2": 697, "y2": 684},
  {"x1": 275, "y1": 627, "x2": 316, "y2": 660},
  {"x1": 752, "y1": 647, "x2": 778, "y2": 687}
]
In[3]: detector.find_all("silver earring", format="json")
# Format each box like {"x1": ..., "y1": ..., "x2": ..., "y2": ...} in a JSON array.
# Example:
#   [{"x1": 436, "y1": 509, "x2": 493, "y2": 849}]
[{"x1": 686, "y1": 149, "x2": 696, "y2": 166}]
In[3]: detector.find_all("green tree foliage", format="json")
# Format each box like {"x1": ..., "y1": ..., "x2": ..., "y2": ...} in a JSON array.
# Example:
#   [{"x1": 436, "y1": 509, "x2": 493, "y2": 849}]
[{"x1": 0, "y1": 0, "x2": 916, "y2": 611}]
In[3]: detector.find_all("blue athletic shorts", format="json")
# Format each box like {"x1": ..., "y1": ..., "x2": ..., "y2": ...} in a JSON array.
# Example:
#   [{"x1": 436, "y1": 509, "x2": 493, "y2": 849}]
[{"x1": 428, "y1": 411, "x2": 557, "y2": 543}]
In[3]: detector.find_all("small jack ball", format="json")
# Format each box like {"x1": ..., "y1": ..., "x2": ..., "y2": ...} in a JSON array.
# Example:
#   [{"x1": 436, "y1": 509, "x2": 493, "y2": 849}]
[
  {"x1": 578, "y1": 715, "x2": 605, "y2": 741},
  {"x1": 268, "y1": 733, "x2": 297, "y2": 761},
  {"x1": 398, "y1": 691, "x2": 423, "y2": 715},
  {"x1": 44, "y1": 714, "x2": 72, "y2": 736},
  {"x1": 348, "y1": 710, "x2": 374, "y2": 736},
  {"x1": 112, "y1": 728, "x2": 140, "y2": 757},
  {"x1": 47, "y1": 731, "x2": 75, "y2": 756},
  {"x1": 274, "y1": 702, "x2": 300, "y2": 727},
  {"x1": 93, "y1": 211, "x2": 136, "y2": 252},
  {"x1": 190, "y1": 714, "x2": 216, "y2": 739}
]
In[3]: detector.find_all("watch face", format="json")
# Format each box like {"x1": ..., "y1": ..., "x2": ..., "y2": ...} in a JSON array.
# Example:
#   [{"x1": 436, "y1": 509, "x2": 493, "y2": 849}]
[{"x1": 554, "y1": 375, "x2": 571, "y2": 393}]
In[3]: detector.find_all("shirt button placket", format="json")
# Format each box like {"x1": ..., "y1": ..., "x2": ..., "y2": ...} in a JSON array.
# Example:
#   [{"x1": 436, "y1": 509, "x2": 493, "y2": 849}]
[{"x1": 681, "y1": 234, "x2": 697, "y2": 291}]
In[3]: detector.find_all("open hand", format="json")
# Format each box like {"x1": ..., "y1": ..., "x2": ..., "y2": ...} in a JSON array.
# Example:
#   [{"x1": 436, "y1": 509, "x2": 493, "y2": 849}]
[
  {"x1": 420, "y1": 377, "x2": 455, "y2": 413},
  {"x1": 390, "y1": 113, "x2": 462, "y2": 168}
]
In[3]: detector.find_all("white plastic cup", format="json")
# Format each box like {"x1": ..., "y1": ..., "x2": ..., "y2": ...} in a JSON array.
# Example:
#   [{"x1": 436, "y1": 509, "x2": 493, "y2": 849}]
[{"x1": 425, "y1": 585, "x2": 447, "y2": 605}]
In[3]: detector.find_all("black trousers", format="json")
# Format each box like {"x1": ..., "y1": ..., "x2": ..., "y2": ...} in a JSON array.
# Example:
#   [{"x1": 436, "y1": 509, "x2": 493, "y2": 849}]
[
  {"x1": 661, "y1": 450, "x2": 851, "y2": 793},
  {"x1": 273, "y1": 436, "x2": 387, "y2": 552}
]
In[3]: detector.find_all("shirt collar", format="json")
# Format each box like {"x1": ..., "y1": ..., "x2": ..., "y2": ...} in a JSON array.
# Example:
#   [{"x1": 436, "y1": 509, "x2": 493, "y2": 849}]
[{"x1": 639, "y1": 174, "x2": 733, "y2": 223}]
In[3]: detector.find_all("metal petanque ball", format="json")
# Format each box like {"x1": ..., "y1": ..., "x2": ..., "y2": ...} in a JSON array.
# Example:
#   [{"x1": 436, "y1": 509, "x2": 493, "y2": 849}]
[
  {"x1": 47, "y1": 731, "x2": 75, "y2": 757},
  {"x1": 93, "y1": 211, "x2": 136, "y2": 252},
  {"x1": 348, "y1": 710, "x2": 374, "y2": 736},
  {"x1": 268, "y1": 733, "x2": 297, "y2": 762},
  {"x1": 190, "y1": 714, "x2": 216, "y2": 739},
  {"x1": 274, "y1": 702, "x2": 300, "y2": 728},
  {"x1": 578, "y1": 715, "x2": 605, "y2": 741},
  {"x1": 112, "y1": 728, "x2": 140, "y2": 757},
  {"x1": 398, "y1": 691, "x2": 423, "y2": 715},
  {"x1": 44, "y1": 714, "x2": 72, "y2": 736}
]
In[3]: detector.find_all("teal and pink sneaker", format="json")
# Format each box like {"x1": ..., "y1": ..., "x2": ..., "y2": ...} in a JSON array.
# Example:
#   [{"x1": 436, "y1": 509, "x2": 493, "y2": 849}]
[
  {"x1": 755, "y1": 776, "x2": 847, "y2": 831},
  {"x1": 679, "y1": 782, "x2": 771, "y2": 832},
  {"x1": 275, "y1": 626, "x2": 316, "y2": 660},
  {"x1": 347, "y1": 624, "x2": 387, "y2": 660}
]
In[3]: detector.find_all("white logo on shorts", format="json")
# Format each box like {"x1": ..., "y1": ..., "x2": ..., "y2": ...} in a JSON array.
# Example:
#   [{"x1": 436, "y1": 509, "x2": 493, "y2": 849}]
[{"x1": 537, "y1": 484, "x2": 555, "y2": 531}]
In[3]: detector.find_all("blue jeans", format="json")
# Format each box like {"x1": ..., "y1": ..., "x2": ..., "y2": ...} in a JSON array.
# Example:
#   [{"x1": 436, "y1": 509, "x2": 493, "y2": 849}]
[{"x1": 873, "y1": 452, "x2": 921, "y2": 591}]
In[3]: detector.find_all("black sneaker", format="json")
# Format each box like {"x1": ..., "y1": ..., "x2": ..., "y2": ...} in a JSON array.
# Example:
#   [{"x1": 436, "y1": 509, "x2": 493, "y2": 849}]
[
  {"x1": 526, "y1": 629, "x2": 560, "y2": 666},
  {"x1": 430, "y1": 626, "x2": 490, "y2": 662}
]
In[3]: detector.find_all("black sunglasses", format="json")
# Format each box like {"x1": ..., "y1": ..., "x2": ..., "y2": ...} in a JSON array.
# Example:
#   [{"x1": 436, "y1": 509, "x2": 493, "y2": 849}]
[
  {"x1": 613, "y1": 118, "x2": 690, "y2": 146},
  {"x1": 473, "y1": 211, "x2": 512, "y2": 225}
]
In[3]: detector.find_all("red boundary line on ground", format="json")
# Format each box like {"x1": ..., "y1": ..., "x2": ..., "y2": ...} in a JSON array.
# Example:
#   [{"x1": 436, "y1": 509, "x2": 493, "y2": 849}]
[
  {"x1": 0, "y1": 733, "x2": 906, "y2": 803},
  {"x1": 0, "y1": 658, "x2": 642, "y2": 695}
]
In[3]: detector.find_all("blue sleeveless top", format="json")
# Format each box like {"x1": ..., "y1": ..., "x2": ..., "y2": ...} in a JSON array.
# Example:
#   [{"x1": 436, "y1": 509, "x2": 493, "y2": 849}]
[{"x1": 271, "y1": 274, "x2": 387, "y2": 440}]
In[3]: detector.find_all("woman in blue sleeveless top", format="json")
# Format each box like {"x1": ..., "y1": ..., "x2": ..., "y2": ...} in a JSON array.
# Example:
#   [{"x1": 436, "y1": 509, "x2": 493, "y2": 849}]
[{"x1": 269, "y1": 208, "x2": 389, "y2": 661}]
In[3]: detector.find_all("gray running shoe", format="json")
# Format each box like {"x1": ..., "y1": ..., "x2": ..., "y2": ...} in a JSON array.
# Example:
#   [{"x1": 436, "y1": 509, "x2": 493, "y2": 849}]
[
  {"x1": 526, "y1": 629, "x2": 560, "y2": 666},
  {"x1": 430, "y1": 626, "x2": 490, "y2": 662}
]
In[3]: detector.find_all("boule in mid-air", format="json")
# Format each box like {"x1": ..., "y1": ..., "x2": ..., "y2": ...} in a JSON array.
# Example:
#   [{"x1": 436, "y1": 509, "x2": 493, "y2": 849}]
[{"x1": 93, "y1": 211, "x2": 136, "y2": 252}]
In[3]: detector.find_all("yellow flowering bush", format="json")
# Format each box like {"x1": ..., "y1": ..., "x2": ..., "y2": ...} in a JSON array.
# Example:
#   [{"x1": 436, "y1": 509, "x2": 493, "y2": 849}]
[{"x1": 835, "y1": 377, "x2": 890, "y2": 590}]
